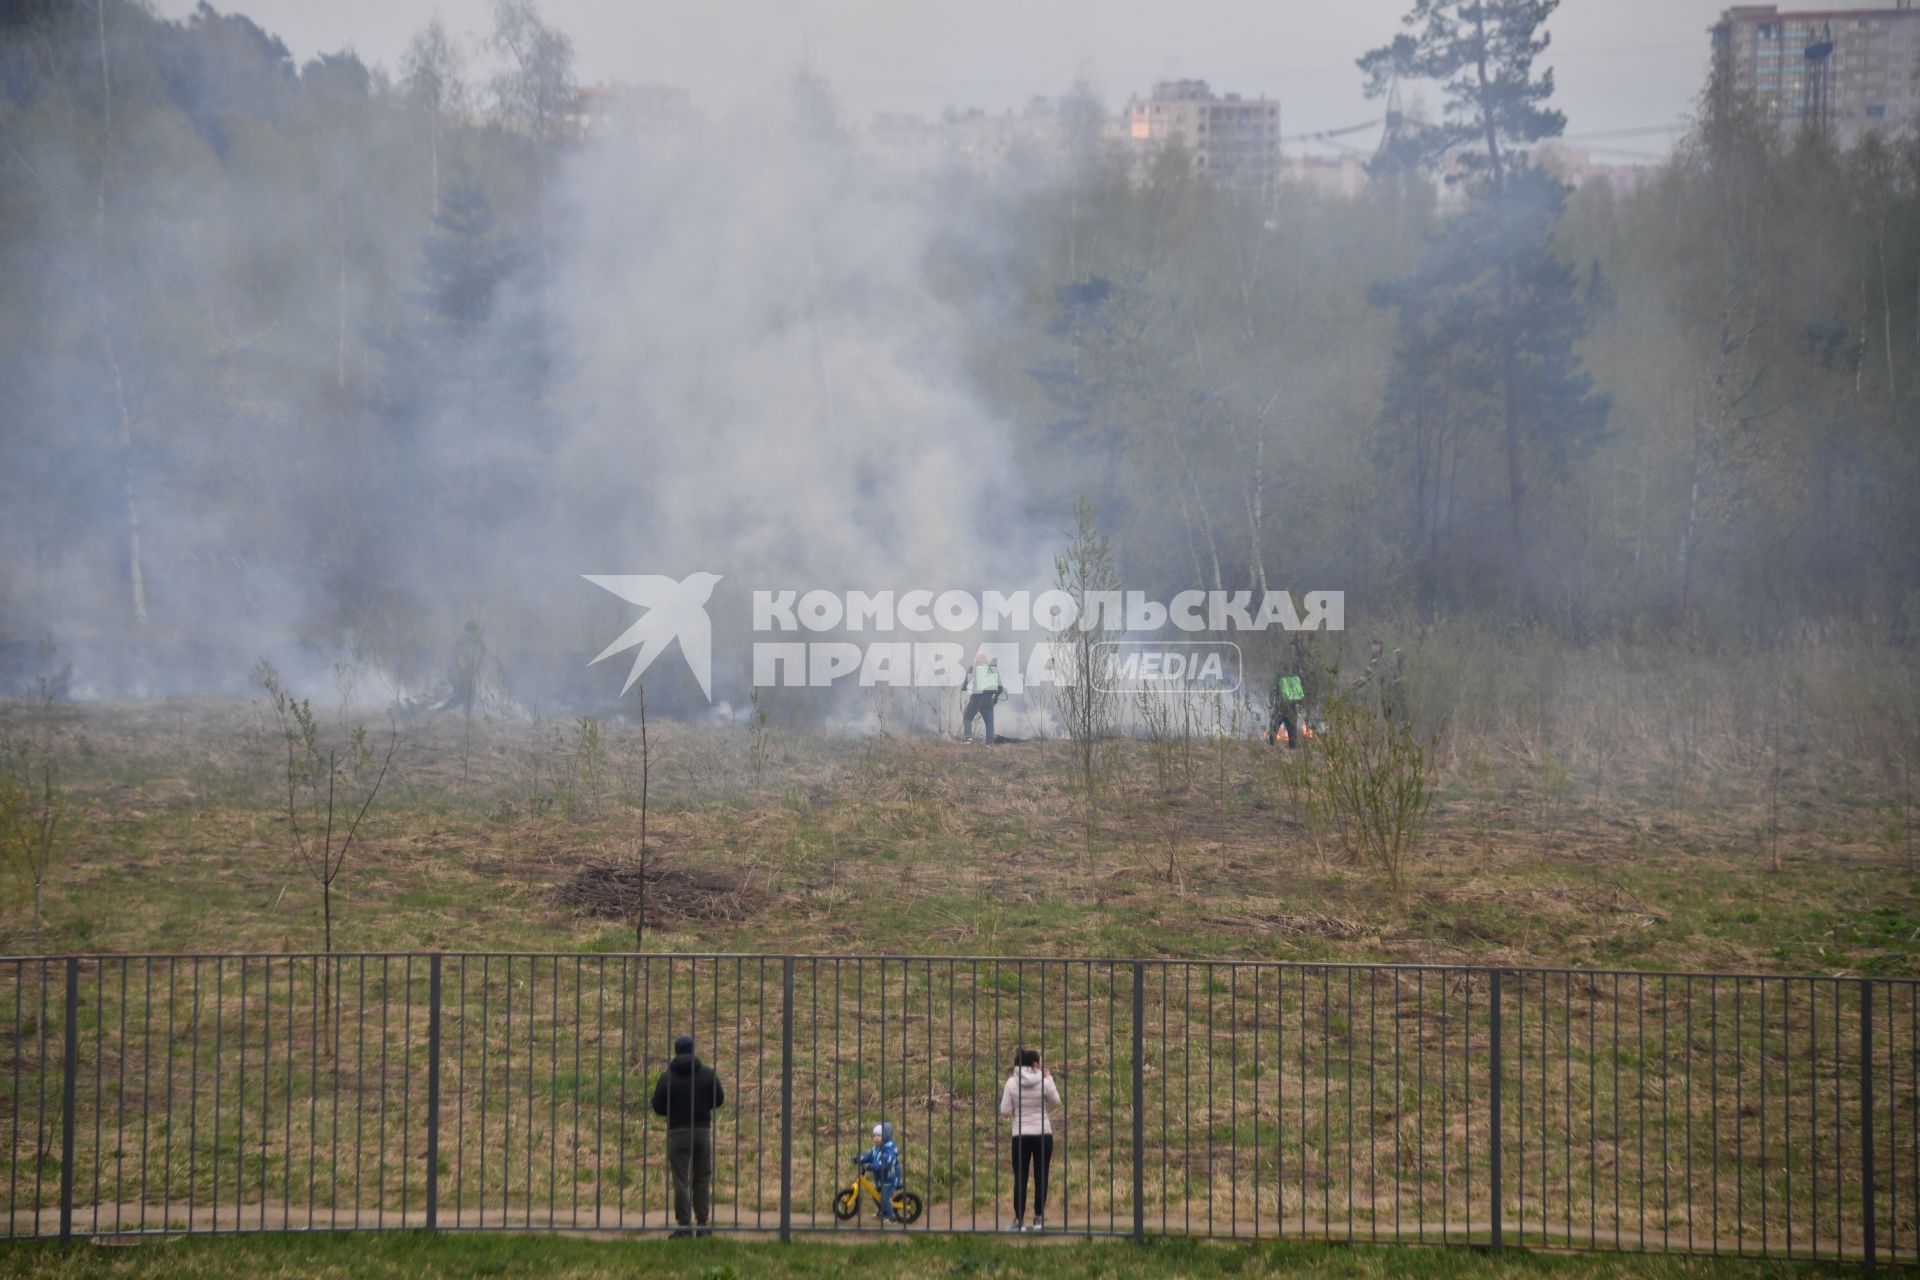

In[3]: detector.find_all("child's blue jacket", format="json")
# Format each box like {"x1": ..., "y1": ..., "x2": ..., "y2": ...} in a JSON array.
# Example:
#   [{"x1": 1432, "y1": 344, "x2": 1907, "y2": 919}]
[{"x1": 857, "y1": 1138, "x2": 901, "y2": 1186}]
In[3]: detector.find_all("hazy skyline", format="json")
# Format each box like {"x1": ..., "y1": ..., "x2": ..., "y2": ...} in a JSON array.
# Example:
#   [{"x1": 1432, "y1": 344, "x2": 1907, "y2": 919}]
[{"x1": 149, "y1": 0, "x2": 1746, "y2": 159}]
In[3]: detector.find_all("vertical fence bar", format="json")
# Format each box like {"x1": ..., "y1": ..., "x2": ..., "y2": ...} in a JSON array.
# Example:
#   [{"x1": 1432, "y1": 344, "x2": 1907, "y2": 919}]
[
  {"x1": 1862, "y1": 979, "x2": 1876, "y2": 1270},
  {"x1": 8, "y1": 962, "x2": 19, "y2": 1239},
  {"x1": 57, "y1": 957, "x2": 78, "y2": 1243},
  {"x1": 1131, "y1": 961, "x2": 1145, "y2": 1244},
  {"x1": 426, "y1": 955, "x2": 442, "y2": 1231},
  {"x1": 1489, "y1": 968, "x2": 1502, "y2": 1252},
  {"x1": 779, "y1": 957, "x2": 794, "y2": 1243}
]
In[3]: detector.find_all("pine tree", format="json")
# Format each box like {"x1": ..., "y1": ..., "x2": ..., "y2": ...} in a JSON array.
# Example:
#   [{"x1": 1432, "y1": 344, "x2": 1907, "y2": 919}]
[
  {"x1": 1358, "y1": 0, "x2": 1566, "y2": 197},
  {"x1": 1361, "y1": 0, "x2": 1608, "y2": 598},
  {"x1": 378, "y1": 168, "x2": 549, "y2": 590}
]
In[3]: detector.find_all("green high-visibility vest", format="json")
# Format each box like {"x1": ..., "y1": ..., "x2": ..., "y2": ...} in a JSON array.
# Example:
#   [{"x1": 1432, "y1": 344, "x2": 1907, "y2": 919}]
[{"x1": 973, "y1": 663, "x2": 1000, "y2": 694}]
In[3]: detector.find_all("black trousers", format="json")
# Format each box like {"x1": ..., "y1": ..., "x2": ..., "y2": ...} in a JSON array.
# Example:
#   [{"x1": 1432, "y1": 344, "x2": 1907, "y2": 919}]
[
  {"x1": 666, "y1": 1128, "x2": 713, "y2": 1225},
  {"x1": 1268, "y1": 701, "x2": 1301, "y2": 748},
  {"x1": 963, "y1": 693, "x2": 998, "y2": 742},
  {"x1": 1011, "y1": 1133, "x2": 1053, "y2": 1218}
]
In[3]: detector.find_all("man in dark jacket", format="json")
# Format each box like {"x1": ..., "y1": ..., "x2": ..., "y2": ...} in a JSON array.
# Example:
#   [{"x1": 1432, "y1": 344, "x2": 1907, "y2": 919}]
[{"x1": 650, "y1": 1034, "x2": 724, "y2": 1236}]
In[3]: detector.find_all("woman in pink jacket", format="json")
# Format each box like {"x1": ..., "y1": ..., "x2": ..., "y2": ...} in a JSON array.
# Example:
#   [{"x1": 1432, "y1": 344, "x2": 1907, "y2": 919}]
[{"x1": 998, "y1": 1047, "x2": 1062, "y2": 1232}]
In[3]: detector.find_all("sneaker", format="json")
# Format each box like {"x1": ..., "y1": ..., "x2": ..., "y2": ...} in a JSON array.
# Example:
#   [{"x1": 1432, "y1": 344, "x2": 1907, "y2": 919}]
[
  {"x1": 669, "y1": 1228, "x2": 692, "y2": 1239},
  {"x1": 1029, "y1": 1217, "x2": 1044, "y2": 1233},
  {"x1": 1004, "y1": 1218, "x2": 1023, "y2": 1233}
]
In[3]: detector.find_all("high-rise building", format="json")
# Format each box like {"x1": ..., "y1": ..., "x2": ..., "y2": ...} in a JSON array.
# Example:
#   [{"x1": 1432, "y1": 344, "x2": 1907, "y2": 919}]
[
  {"x1": 1711, "y1": 3, "x2": 1920, "y2": 147},
  {"x1": 1122, "y1": 80, "x2": 1281, "y2": 199}
]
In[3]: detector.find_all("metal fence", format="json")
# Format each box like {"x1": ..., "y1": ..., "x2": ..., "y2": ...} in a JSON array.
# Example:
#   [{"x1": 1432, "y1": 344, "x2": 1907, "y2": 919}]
[{"x1": 0, "y1": 954, "x2": 1913, "y2": 1263}]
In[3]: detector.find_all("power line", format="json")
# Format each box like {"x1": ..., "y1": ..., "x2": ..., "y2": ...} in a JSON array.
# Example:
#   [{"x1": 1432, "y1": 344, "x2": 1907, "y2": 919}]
[
  {"x1": 1319, "y1": 137, "x2": 1376, "y2": 158},
  {"x1": 1279, "y1": 117, "x2": 1381, "y2": 144},
  {"x1": 1562, "y1": 121, "x2": 1691, "y2": 142},
  {"x1": 1284, "y1": 118, "x2": 1687, "y2": 146},
  {"x1": 1541, "y1": 40, "x2": 1705, "y2": 62},
  {"x1": 1567, "y1": 144, "x2": 1671, "y2": 162},
  {"x1": 1281, "y1": 117, "x2": 1689, "y2": 159}
]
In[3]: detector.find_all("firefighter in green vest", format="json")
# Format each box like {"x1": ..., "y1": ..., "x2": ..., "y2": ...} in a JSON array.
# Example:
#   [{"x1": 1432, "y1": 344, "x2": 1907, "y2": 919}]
[
  {"x1": 1267, "y1": 637, "x2": 1309, "y2": 749},
  {"x1": 961, "y1": 649, "x2": 1005, "y2": 744}
]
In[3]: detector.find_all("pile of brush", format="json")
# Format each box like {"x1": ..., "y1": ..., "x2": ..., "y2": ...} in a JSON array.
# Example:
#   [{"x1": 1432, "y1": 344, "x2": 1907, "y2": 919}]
[{"x1": 553, "y1": 860, "x2": 761, "y2": 925}]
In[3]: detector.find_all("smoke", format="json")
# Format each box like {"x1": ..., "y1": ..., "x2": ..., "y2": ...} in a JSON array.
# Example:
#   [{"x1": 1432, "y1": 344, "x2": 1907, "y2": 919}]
[
  {"x1": 559, "y1": 113, "x2": 1020, "y2": 595},
  {"x1": 448, "y1": 97, "x2": 1041, "y2": 712},
  {"x1": 31, "y1": 2, "x2": 1903, "y2": 723},
  {"x1": 0, "y1": 4, "x2": 1050, "y2": 714}
]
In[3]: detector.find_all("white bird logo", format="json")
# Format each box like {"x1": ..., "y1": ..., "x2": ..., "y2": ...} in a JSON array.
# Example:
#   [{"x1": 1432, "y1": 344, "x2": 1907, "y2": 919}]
[{"x1": 584, "y1": 572, "x2": 724, "y2": 701}]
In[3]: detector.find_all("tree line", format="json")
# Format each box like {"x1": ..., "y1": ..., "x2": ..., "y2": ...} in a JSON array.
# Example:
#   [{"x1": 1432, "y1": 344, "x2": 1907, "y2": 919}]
[{"x1": 1, "y1": 0, "x2": 1916, "y2": 704}]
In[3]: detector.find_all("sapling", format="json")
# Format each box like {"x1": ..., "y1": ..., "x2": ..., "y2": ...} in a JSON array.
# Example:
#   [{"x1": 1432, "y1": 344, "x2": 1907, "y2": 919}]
[
  {"x1": 748, "y1": 688, "x2": 773, "y2": 791},
  {"x1": 1536, "y1": 749, "x2": 1571, "y2": 854},
  {"x1": 570, "y1": 714, "x2": 608, "y2": 816},
  {"x1": 1052, "y1": 498, "x2": 1120, "y2": 878},
  {"x1": 254, "y1": 661, "x2": 400, "y2": 956},
  {"x1": 330, "y1": 658, "x2": 360, "y2": 721},
  {"x1": 0, "y1": 669, "x2": 68, "y2": 920},
  {"x1": 1136, "y1": 683, "x2": 1178, "y2": 802},
  {"x1": 633, "y1": 684, "x2": 651, "y2": 951},
  {"x1": 0, "y1": 747, "x2": 64, "y2": 921},
  {"x1": 1317, "y1": 688, "x2": 1438, "y2": 895}
]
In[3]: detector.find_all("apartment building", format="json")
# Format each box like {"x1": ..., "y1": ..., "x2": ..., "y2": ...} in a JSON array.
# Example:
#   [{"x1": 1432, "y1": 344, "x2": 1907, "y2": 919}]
[{"x1": 1711, "y1": 3, "x2": 1920, "y2": 146}]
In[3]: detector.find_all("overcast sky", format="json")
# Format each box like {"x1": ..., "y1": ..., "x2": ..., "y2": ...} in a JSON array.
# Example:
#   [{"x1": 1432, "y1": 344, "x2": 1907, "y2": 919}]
[{"x1": 151, "y1": 0, "x2": 1746, "y2": 158}]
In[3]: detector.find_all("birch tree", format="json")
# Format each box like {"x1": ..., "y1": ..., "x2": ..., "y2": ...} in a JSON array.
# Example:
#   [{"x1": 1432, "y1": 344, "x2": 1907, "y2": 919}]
[{"x1": 401, "y1": 15, "x2": 468, "y2": 218}]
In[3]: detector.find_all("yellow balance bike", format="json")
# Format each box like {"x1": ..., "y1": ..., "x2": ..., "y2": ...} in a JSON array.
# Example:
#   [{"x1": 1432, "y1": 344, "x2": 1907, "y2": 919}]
[{"x1": 833, "y1": 1158, "x2": 924, "y2": 1225}]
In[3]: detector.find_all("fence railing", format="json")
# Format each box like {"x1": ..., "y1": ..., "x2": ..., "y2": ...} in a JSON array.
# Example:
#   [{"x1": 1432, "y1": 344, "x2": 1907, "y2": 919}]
[{"x1": 0, "y1": 954, "x2": 1913, "y2": 1263}]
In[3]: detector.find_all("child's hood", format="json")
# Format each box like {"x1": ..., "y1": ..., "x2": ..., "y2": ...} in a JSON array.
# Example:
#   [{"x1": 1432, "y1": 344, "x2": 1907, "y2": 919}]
[{"x1": 877, "y1": 1122, "x2": 894, "y2": 1143}]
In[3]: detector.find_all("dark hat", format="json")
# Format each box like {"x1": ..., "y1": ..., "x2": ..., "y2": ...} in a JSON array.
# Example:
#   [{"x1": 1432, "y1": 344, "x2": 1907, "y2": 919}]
[{"x1": 674, "y1": 1034, "x2": 694, "y2": 1055}]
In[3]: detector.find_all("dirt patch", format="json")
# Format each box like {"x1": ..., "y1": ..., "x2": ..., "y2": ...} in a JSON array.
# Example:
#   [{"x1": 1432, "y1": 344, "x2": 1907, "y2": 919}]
[{"x1": 553, "y1": 859, "x2": 763, "y2": 927}]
